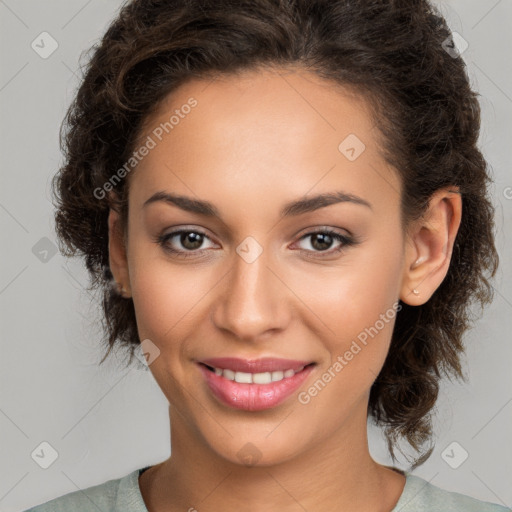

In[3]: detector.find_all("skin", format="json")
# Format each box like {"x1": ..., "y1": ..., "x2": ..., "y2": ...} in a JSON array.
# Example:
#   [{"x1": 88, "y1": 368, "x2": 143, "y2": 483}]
[{"x1": 108, "y1": 66, "x2": 462, "y2": 512}]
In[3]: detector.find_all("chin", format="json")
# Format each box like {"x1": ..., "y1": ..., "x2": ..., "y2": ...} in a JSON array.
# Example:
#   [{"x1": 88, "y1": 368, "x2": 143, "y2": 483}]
[{"x1": 203, "y1": 429, "x2": 310, "y2": 468}]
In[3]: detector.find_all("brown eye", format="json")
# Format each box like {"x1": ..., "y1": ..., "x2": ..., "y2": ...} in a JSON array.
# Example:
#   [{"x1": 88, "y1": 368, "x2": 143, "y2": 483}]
[
  {"x1": 295, "y1": 229, "x2": 356, "y2": 255},
  {"x1": 309, "y1": 232, "x2": 336, "y2": 251},
  {"x1": 155, "y1": 228, "x2": 216, "y2": 258},
  {"x1": 178, "y1": 231, "x2": 204, "y2": 250}
]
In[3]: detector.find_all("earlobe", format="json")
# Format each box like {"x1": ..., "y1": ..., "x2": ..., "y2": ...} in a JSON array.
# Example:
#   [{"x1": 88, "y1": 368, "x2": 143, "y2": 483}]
[{"x1": 400, "y1": 188, "x2": 462, "y2": 306}]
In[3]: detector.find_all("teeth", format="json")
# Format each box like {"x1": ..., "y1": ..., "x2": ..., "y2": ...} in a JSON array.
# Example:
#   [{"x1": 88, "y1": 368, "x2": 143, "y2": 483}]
[
  {"x1": 253, "y1": 372, "x2": 272, "y2": 384},
  {"x1": 234, "y1": 371, "x2": 252, "y2": 383},
  {"x1": 209, "y1": 365, "x2": 304, "y2": 384},
  {"x1": 223, "y1": 369, "x2": 236, "y2": 380},
  {"x1": 271, "y1": 370, "x2": 284, "y2": 381}
]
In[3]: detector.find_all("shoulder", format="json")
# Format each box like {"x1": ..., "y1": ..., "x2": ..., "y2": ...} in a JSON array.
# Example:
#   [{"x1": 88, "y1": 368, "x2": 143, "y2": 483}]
[
  {"x1": 21, "y1": 467, "x2": 148, "y2": 512},
  {"x1": 393, "y1": 473, "x2": 511, "y2": 512}
]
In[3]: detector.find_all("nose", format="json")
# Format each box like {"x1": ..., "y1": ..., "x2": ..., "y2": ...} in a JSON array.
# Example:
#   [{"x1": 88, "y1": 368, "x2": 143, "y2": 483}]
[{"x1": 211, "y1": 245, "x2": 291, "y2": 342}]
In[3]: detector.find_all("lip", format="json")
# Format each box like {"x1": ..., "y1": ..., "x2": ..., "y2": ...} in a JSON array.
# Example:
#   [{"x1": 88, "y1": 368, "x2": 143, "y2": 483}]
[
  {"x1": 197, "y1": 359, "x2": 316, "y2": 411},
  {"x1": 199, "y1": 357, "x2": 313, "y2": 373}
]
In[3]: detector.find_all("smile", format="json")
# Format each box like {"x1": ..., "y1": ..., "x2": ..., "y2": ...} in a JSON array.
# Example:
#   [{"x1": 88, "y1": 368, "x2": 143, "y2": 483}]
[
  {"x1": 203, "y1": 364, "x2": 305, "y2": 384},
  {"x1": 197, "y1": 358, "x2": 316, "y2": 411}
]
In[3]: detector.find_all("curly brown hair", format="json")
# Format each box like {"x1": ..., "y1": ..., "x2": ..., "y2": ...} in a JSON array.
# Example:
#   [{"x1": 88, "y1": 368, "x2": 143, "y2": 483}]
[{"x1": 52, "y1": 0, "x2": 499, "y2": 469}]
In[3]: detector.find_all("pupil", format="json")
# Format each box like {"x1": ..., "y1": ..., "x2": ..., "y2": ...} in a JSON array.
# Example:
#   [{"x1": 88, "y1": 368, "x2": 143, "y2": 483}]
[
  {"x1": 182, "y1": 232, "x2": 202, "y2": 249},
  {"x1": 312, "y1": 233, "x2": 332, "y2": 251}
]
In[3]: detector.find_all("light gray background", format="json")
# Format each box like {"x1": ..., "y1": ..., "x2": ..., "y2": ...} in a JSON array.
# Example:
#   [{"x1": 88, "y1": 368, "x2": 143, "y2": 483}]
[{"x1": 1, "y1": 1, "x2": 511, "y2": 511}]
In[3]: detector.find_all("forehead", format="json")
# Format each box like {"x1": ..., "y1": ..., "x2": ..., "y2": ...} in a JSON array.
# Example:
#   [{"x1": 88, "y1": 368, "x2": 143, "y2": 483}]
[{"x1": 129, "y1": 67, "x2": 401, "y2": 220}]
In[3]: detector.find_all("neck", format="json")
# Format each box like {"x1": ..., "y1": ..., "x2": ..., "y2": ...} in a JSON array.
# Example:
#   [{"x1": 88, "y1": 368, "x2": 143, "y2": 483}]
[{"x1": 140, "y1": 404, "x2": 406, "y2": 512}]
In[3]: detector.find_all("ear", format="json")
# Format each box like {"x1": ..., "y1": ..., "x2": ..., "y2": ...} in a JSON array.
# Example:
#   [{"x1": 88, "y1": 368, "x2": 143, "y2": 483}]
[
  {"x1": 400, "y1": 187, "x2": 462, "y2": 306},
  {"x1": 107, "y1": 193, "x2": 131, "y2": 298}
]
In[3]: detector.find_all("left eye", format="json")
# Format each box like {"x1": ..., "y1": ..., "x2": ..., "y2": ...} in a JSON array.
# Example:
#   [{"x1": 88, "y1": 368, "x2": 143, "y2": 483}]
[
  {"x1": 295, "y1": 229, "x2": 355, "y2": 254},
  {"x1": 155, "y1": 228, "x2": 357, "y2": 258}
]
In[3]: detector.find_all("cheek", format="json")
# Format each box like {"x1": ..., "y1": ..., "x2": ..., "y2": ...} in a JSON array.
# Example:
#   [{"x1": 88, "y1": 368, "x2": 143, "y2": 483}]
[
  {"x1": 293, "y1": 244, "x2": 402, "y2": 336},
  {"x1": 294, "y1": 234, "x2": 403, "y2": 384},
  {"x1": 128, "y1": 260, "x2": 210, "y2": 399},
  {"x1": 127, "y1": 241, "x2": 211, "y2": 346},
  {"x1": 131, "y1": 268, "x2": 212, "y2": 342}
]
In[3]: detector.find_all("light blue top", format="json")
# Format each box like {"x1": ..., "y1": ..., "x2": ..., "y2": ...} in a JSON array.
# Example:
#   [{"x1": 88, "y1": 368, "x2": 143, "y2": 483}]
[{"x1": 23, "y1": 466, "x2": 510, "y2": 511}]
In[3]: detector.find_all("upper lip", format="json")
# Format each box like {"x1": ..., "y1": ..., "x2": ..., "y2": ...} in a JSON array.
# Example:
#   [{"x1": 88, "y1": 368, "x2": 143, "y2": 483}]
[{"x1": 199, "y1": 357, "x2": 314, "y2": 373}]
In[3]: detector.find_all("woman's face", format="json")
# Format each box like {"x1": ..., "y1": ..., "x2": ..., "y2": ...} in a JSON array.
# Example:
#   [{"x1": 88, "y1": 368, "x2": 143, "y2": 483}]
[{"x1": 115, "y1": 67, "x2": 410, "y2": 465}]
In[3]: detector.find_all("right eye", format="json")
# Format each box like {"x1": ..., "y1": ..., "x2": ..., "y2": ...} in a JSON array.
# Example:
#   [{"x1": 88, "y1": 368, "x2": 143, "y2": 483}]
[{"x1": 154, "y1": 228, "x2": 217, "y2": 258}]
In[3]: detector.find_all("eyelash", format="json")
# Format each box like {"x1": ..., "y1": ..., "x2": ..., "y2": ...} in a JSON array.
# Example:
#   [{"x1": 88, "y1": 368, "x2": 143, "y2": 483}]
[{"x1": 153, "y1": 227, "x2": 360, "y2": 260}]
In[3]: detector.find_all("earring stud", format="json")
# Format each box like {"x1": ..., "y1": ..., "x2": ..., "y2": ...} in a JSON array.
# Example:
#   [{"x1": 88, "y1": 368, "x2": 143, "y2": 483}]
[
  {"x1": 412, "y1": 289, "x2": 420, "y2": 296},
  {"x1": 115, "y1": 281, "x2": 128, "y2": 297}
]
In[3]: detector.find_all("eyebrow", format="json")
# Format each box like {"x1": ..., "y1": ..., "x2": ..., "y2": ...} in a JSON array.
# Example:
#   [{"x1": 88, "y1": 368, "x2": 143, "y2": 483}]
[{"x1": 142, "y1": 190, "x2": 373, "y2": 218}]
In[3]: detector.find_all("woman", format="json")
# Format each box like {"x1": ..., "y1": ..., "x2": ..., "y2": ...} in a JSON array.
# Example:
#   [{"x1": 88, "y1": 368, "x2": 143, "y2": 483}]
[{"x1": 24, "y1": 0, "x2": 509, "y2": 511}]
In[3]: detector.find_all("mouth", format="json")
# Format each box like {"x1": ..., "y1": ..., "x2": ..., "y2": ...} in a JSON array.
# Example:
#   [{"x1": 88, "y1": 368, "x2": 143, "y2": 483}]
[
  {"x1": 199, "y1": 362, "x2": 315, "y2": 384},
  {"x1": 197, "y1": 358, "x2": 316, "y2": 411}
]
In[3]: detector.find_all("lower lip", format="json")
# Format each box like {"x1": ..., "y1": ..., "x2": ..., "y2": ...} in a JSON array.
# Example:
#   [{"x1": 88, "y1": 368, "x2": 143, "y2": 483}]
[{"x1": 198, "y1": 363, "x2": 315, "y2": 411}]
